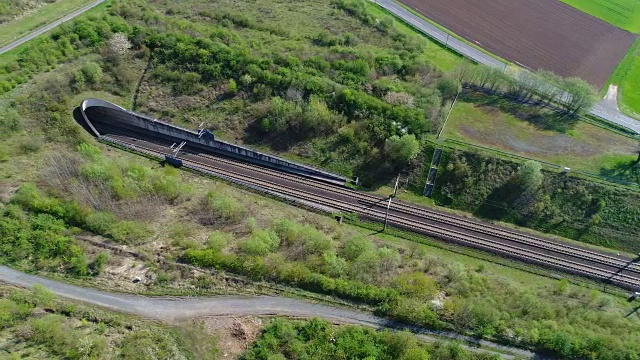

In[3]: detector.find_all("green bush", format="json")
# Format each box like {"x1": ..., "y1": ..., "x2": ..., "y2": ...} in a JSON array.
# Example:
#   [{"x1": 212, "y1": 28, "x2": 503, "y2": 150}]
[
  {"x1": 339, "y1": 236, "x2": 374, "y2": 261},
  {"x1": 207, "y1": 231, "x2": 232, "y2": 251},
  {"x1": 239, "y1": 230, "x2": 280, "y2": 256},
  {"x1": 196, "y1": 191, "x2": 247, "y2": 225},
  {"x1": 0, "y1": 299, "x2": 33, "y2": 330},
  {"x1": 0, "y1": 206, "x2": 89, "y2": 276},
  {"x1": 241, "y1": 318, "x2": 472, "y2": 360},
  {"x1": 274, "y1": 219, "x2": 334, "y2": 259},
  {"x1": 11, "y1": 184, "x2": 150, "y2": 245}
]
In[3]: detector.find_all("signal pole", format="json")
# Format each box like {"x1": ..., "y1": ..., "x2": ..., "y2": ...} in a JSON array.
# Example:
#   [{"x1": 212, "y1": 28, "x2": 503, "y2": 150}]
[{"x1": 383, "y1": 175, "x2": 400, "y2": 231}]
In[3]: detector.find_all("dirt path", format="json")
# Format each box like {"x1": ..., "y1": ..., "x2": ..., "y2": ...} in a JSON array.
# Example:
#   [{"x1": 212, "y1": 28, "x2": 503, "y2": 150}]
[{"x1": 0, "y1": 266, "x2": 536, "y2": 359}]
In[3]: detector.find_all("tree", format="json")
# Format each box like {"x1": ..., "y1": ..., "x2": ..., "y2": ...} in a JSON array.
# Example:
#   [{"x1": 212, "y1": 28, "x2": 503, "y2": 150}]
[
  {"x1": 436, "y1": 77, "x2": 461, "y2": 102},
  {"x1": 384, "y1": 134, "x2": 420, "y2": 164},
  {"x1": 517, "y1": 160, "x2": 544, "y2": 190},
  {"x1": 559, "y1": 77, "x2": 597, "y2": 116},
  {"x1": 107, "y1": 32, "x2": 132, "y2": 56},
  {"x1": 534, "y1": 70, "x2": 562, "y2": 106}
]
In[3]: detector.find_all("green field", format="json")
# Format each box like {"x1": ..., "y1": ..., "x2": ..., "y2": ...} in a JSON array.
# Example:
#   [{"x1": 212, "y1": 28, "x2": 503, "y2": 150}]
[
  {"x1": 442, "y1": 98, "x2": 638, "y2": 177},
  {"x1": 0, "y1": 0, "x2": 95, "y2": 47},
  {"x1": 608, "y1": 38, "x2": 640, "y2": 117},
  {"x1": 558, "y1": 0, "x2": 640, "y2": 33}
]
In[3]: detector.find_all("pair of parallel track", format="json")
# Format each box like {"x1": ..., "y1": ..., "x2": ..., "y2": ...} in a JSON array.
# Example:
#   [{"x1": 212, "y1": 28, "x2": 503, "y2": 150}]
[{"x1": 100, "y1": 134, "x2": 640, "y2": 289}]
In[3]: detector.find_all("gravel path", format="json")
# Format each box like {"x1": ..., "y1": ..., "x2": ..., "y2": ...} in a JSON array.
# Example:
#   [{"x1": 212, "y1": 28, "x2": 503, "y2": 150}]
[{"x1": 0, "y1": 266, "x2": 536, "y2": 359}]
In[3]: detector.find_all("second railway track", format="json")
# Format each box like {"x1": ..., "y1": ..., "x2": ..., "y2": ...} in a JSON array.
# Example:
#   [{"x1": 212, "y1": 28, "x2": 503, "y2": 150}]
[{"x1": 97, "y1": 130, "x2": 640, "y2": 290}]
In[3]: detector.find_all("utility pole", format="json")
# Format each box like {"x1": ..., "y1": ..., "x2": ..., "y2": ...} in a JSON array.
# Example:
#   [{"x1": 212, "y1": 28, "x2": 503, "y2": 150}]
[{"x1": 383, "y1": 175, "x2": 400, "y2": 231}]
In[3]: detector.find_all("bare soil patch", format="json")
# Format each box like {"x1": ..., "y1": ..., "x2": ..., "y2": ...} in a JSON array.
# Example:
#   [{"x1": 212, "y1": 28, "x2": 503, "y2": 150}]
[
  {"x1": 201, "y1": 316, "x2": 263, "y2": 359},
  {"x1": 398, "y1": 0, "x2": 637, "y2": 87}
]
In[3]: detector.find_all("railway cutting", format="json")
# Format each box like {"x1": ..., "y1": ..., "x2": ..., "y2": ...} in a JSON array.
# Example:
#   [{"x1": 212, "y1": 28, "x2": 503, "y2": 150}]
[{"x1": 78, "y1": 99, "x2": 640, "y2": 291}]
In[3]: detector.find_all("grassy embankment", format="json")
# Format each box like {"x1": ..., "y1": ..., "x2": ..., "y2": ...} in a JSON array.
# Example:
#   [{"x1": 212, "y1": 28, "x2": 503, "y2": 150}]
[{"x1": 0, "y1": 0, "x2": 97, "y2": 47}]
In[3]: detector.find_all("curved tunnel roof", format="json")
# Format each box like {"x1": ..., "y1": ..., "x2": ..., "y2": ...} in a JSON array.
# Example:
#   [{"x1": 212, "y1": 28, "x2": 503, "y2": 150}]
[
  {"x1": 80, "y1": 98, "x2": 128, "y2": 137},
  {"x1": 78, "y1": 98, "x2": 347, "y2": 183}
]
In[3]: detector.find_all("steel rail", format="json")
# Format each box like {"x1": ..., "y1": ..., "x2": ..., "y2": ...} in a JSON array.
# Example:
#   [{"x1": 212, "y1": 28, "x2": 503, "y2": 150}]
[
  {"x1": 101, "y1": 136, "x2": 640, "y2": 289},
  {"x1": 190, "y1": 151, "x2": 640, "y2": 274}
]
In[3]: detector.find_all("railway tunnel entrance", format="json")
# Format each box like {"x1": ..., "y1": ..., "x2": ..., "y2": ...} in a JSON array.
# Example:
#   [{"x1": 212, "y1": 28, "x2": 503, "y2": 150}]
[{"x1": 78, "y1": 98, "x2": 349, "y2": 185}]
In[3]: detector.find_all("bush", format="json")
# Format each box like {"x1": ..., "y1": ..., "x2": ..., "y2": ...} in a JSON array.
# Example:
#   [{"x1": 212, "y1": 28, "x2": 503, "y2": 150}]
[
  {"x1": 239, "y1": 230, "x2": 280, "y2": 256},
  {"x1": 0, "y1": 205, "x2": 89, "y2": 276},
  {"x1": 18, "y1": 138, "x2": 43, "y2": 155},
  {"x1": 80, "y1": 62, "x2": 103, "y2": 84},
  {"x1": 339, "y1": 236, "x2": 373, "y2": 261},
  {"x1": 0, "y1": 108, "x2": 21, "y2": 136},
  {"x1": 436, "y1": 77, "x2": 461, "y2": 101},
  {"x1": 394, "y1": 272, "x2": 439, "y2": 299},
  {"x1": 91, "y1": 252, "x2": 110, "y2": 275},
  {"x1": 384, "y1": 134, "x2": 420, "y2": 165},
  {"x1": 194, "y1": 191, "x2": 247, "y2": 226},
  {"x1": 274, "y1": 219, "x2": 334, "y2": 259},
  {"x1": 207, "y1": 231, "x2": 232, "y2": 252}
]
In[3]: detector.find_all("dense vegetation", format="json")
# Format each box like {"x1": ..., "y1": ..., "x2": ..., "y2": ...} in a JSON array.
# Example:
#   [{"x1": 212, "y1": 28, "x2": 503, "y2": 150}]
[
  {"x1": 430, "y1": 147, "x2": 640, "y2": 253},
  {"x1": 0, "y1": 285, "x2": 218, "y2": 359},
  {"x1": 181, "y1": 199, "x2": 640, "y2": 359},
  {"x1": 0, "y1": 201, "x2": 96, "y2": 276},
  {"x1": 242, "y1": 318, "x2": 498, "y2": 360},
  {"x1": 126, "y1": 0, "x2": 459, "y2": 184}
]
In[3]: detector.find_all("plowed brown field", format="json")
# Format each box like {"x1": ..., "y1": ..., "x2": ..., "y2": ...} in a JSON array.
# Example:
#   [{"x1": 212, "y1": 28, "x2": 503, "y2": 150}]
[{"x1": 398, "y1": 0, "x2": 637, "y2": 87}]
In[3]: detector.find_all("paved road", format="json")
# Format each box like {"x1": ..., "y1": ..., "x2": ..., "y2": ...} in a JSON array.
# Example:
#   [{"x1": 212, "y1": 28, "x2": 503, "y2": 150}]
[
  {"x1": 371, "y1": 0, "x2": 640, "y2": 134},
  {"x1": 0, "y1": 0, "x2": 105, "y2": 55},
  {"x1": 0, "y1": 266, "x2": 535, "y2": 359}
]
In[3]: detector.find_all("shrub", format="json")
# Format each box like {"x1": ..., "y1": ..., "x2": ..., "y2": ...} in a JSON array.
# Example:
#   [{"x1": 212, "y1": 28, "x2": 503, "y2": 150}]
[
  {"x1": 239, "y1": 230, "x2": 280, "y2": 256},
  {"x1": 384, "y1": 134, "x2": 420, "y2": 165},
  {"x1": 339, "y1": 236, "x2": 373, "y2": 261},
  {"x1": 274, "y1": 219, "x2": 334, "y2": 259},
  {"x1": 394, "y1": 272, "x2": 439, "y2": 299},
  {"x1": 80, "y1": 62, "x2": 103, "y2": 84},
  {"x1": 436, "y1": 77, "x2": 461, "y2": 101},
  {"x1": 207, "y1": 231, "x2": 232, "y2": 252},
  {"x1": 18, "y1": 138, "x2": 43, "y2": 155},
  {"x1": 91, "y1": 252, "x2": 110, "y2": 275},
  {"x1": 194, "y1": 191, "x2": 247, "y2": 226}
]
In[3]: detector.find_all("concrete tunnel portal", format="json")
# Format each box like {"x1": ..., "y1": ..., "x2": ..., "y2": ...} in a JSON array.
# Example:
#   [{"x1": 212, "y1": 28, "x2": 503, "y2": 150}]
[{"x1": 79, "y1": 98, "x2": 348, "y2": 185}]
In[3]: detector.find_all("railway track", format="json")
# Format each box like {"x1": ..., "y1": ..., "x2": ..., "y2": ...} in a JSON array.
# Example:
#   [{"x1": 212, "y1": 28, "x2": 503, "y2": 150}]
[
  {"x1": 192, "y1": 150, "x2": 640, "y2": 276},
  {"x1": 99, "y1": 134, "x2": 640, "y2": 289}
]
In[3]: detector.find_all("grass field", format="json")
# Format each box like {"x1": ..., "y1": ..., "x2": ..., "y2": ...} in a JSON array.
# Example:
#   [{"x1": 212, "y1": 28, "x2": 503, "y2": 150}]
[
  {"x1": 0, "y1": 0, "x2": 95, "y2": 47},
  {"x1": 441, "y1": 98, "x2": 639, "y2": 177},
  {"x1": 558, "y1": 0, "x2": 640, "y2": 33},
  {"x1": 608, "y1": 38, "x2": 640, "y2": 117}
]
